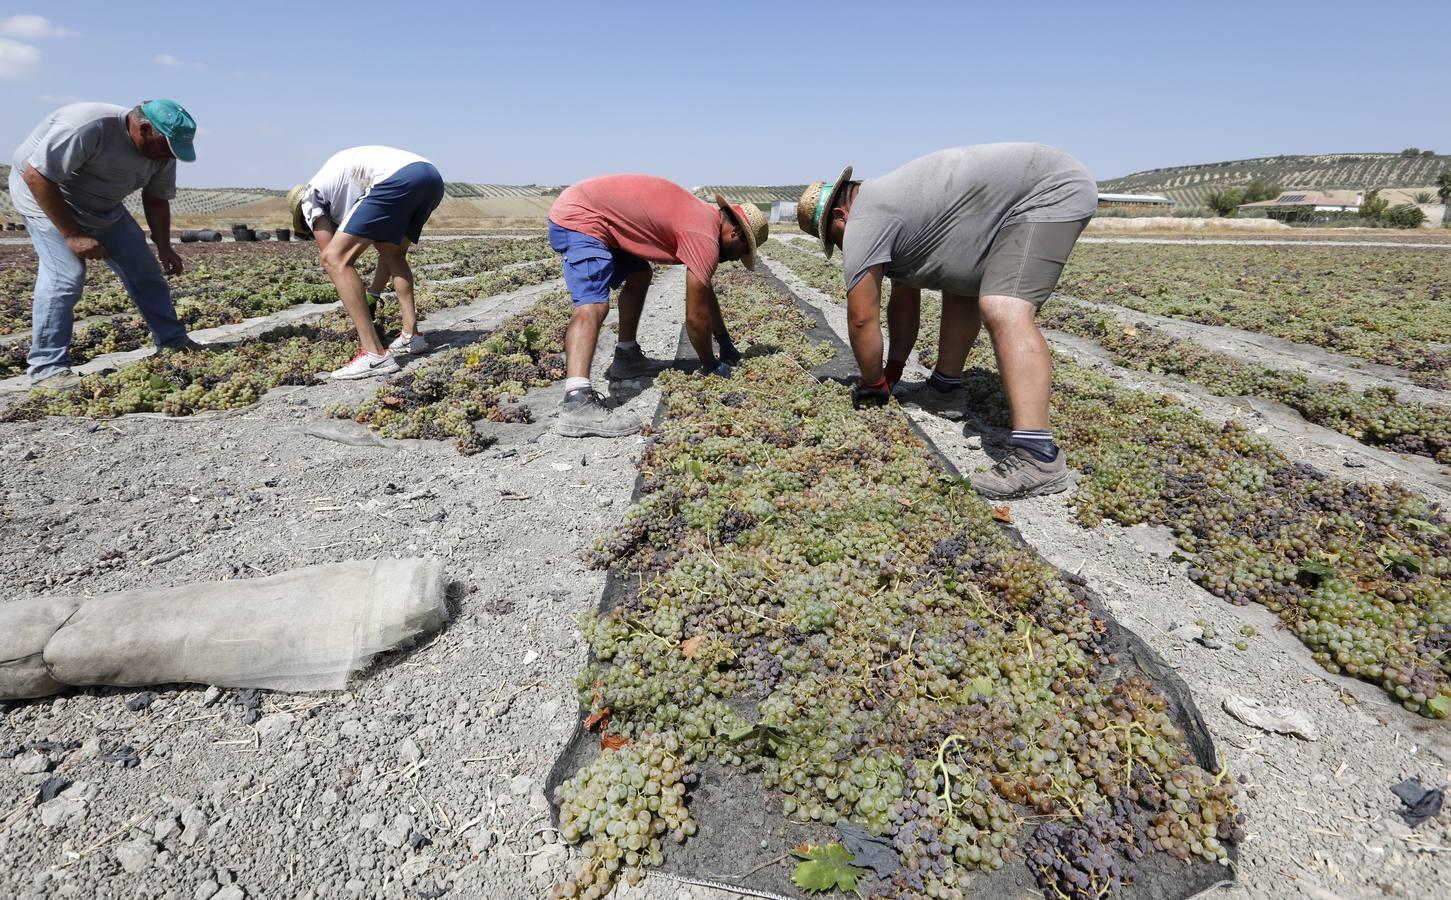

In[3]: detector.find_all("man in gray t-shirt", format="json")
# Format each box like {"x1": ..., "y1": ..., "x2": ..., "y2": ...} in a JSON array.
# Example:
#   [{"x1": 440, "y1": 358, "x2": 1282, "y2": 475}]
[
  {"x1": 9, "y1": 100, "x2": 202, "y2": 386},
  {"x1": 797, "y1": 143, "x2": 1096, "y2": 499}
]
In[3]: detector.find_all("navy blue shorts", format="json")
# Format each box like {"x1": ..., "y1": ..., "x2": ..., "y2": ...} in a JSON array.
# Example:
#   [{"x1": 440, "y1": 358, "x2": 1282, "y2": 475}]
[
  {"x1": 343, "y1": 162, "x2": 445, "y2": 245},
  {"x1": 548, "y1": 220, "x2": 650, "y2": 306}
]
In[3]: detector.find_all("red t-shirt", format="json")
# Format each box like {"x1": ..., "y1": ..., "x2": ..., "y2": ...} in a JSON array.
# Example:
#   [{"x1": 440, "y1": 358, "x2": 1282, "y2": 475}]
[{"x1": 549, "y1": 175, "x2": 721, "y2": 284}]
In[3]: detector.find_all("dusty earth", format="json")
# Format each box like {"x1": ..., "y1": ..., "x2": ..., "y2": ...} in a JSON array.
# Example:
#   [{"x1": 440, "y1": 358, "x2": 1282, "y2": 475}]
[{"x1": 1, "y1": 241, "x2": 1449, "y2": 900}]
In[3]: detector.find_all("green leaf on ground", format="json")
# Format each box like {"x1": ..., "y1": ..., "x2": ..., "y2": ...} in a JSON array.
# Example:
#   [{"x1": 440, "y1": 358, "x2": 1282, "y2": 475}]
[{"x1": 791, "y1": 843, "x2": 865, "y2": 893}]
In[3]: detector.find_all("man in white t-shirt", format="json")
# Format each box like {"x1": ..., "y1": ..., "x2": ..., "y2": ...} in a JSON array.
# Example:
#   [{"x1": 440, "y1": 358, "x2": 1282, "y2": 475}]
[{"x1": 286, "y1": 146, "x2": 445, "y2": 379}]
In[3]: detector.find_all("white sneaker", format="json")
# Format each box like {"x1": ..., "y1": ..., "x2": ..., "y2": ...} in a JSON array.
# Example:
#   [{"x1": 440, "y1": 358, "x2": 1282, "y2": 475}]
[
  {"x1": 330, "y1": 350, "x2": 399, "y2": 380},
  {"x1": 387, "y1": 331, "x2": 428, "y2": 355}
]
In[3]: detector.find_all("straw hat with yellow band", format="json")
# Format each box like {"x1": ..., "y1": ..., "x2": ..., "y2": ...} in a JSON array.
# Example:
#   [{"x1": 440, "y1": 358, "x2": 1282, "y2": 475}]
[
  {"x1": 285, "y1": 184, "x2": 314, "y2": 240},
  {"x1": 715, "y1": 195, "x2": 768, "y2": 271},
  {"x1": 796, "y1": 165, "x2": 853, "y2": 258}
]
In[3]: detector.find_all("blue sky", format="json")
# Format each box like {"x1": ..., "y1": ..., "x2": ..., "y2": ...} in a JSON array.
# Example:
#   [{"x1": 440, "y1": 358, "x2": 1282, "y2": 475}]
[{"x1": 2, "y1": 1, "x2": 1448, "y2": 189}]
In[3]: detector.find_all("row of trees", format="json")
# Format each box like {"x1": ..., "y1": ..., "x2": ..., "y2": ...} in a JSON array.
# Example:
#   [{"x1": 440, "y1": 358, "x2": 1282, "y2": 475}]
[
  {"x1": 1205, "y1": 179, "x2": 1281, "y2": 216},
  {"x1": 1359, "y1": 190, "x2": 1425, "y2": 228},
  {"x1": 1204, "y1": 171, "x2": 1451, "y2": 227}
]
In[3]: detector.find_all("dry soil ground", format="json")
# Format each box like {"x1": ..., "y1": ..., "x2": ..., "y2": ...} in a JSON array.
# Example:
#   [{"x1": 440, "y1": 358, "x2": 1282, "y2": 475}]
[{"x1": 1, "y1": 242, "x2": 1449, "y2": 900}]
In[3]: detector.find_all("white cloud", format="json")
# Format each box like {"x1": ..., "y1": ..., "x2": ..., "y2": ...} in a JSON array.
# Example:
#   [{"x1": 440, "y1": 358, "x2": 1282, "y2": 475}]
[
  {"x1": 1, "y1": 15, "x2": 74, "y2": 39},
  {"x1": 155, "y1": 53, "x2": 181, "y2": 67},
  {"x1": 0, "y1": 37, "x2": 41, "y2": 78}
]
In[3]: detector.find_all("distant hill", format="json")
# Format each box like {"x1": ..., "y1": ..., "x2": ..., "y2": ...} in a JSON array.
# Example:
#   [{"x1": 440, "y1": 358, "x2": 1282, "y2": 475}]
[
  {"x1": 695, "y1": 185, "x2": 807, "y2": 206},
  {"x1": 1102, "y1": 153, "x2": 1451, "y2": 207},
  {"x1": 0, "y1": 176, "x2": 566, "y2": 226}
]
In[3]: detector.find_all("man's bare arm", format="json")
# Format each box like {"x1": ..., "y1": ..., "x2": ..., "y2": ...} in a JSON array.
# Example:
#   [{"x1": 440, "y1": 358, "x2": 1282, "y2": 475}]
[
  {"x1": 142, "y1": 193, "x2": 183, "y2": 275},
  {"x1": 21, "y1": 164, "x2": 106, "y2": 260},
  {"x1": 684, "y1": 271, "x2": 720, "y2": 367},
  {"x1": 846, "y1": 265, "x2": 886, "y2": 382}
]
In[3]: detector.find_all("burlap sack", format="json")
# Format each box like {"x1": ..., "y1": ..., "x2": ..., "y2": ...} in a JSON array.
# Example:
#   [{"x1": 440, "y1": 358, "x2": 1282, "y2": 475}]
[
  {"x1": 0, "y1": 596, "x2": 82, "y2": 699},
  {"x1": 39, "y1": 558, "x2": 446, "y2": 694}
]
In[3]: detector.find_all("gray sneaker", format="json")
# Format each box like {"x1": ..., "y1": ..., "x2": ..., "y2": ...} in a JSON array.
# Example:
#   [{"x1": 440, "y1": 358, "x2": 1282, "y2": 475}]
[
  {"x1": 31, "y1": 369, "x2": 82, "y2": 391},
  {"x1": 558, "y1": 388, "x2": 642, "y2": 438},
  {"x1": 971, "y1": 447, "x2": 1072, "y2": 500},
  {"x1": 605, "y1": 344, "x2": 658, "y2": 380},
  {"x1": 894, "y1": 379, "x2": 966, "y2": 419}
]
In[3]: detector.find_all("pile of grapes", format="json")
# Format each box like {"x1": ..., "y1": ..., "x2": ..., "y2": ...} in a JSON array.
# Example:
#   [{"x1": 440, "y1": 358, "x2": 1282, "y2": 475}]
[
  {"x1": 332, "y1": 290, "x2": 573, "y2": 453},
  {"x1": 1040, "y1": 357, "x2": 1451, "y2": 717},
  {"x1": 764, "y1": 243, "x2": 1451, "y2": 717},
  {"x1": 1057, "y1": 243, "x2": 1451, "y2": 388},
  {"x1": 332, "y1": 265, "x2": 830, "y2": 455},
  {"x1": 558, "y1": 348, "x2": 1240, "y2": 898},
  {"x1": 1037, "y1": 302, "x2": 1451, "y2": 463},
  {"x1": 711, "y1": 265, "x2": 836, "y2": 370},
  {"x1": 0, "y1": 239, "x2": 561, "y2": 378},
  {"x1": 2, "y1": 257, "x2": 562, "y2": 419}
]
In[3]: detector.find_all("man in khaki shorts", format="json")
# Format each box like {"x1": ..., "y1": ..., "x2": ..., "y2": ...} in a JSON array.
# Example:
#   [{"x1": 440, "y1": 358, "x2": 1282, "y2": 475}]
[{"x1": 797, "y1": 143, "x2": 1096, "y2": 499}]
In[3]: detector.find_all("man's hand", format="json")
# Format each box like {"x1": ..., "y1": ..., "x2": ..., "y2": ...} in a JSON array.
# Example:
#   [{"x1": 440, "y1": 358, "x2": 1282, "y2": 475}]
[
  {"x1": 157, "y1": 245, "x2": 184, "y2": 276},
  {"x1": 66, "y1": 235, "x2": 108, "y2": 261},
  {"x1": 852, "y1": 376, "x2": 891, "y2": 409},
  {"x1": 717, "y1": 332, "x2": 741, "y2": 366}
]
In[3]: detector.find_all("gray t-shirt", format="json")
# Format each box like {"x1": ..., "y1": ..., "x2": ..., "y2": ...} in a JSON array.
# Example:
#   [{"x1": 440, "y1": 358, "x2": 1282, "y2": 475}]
[
  {"x1": 9, "y1": 103, "x2": 177, "y2": 232},
  {"x1": 841, "y1": 143, "x2": 1096, "y2": 295}
]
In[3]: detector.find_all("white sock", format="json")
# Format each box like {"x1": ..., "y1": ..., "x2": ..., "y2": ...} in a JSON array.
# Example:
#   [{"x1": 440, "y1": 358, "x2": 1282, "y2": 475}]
[
  {"x1": 565, "y1": 376, "x2": 591, "y2": 393},
  {"x1": 366, "y1": 350, "x2": 387, "y2": 360},
  {"x1": 616, "y1": 340, "x2": 639, "y2": 351}
]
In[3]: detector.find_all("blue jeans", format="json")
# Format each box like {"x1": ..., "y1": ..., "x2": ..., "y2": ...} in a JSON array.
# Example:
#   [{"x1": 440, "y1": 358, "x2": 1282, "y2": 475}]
[{"x1": 23, "y1": 210, "x2": 188, "y2": 380}]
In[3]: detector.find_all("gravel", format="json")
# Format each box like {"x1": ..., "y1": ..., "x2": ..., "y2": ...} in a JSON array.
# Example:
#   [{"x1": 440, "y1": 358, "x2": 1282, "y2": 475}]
[{"x1": 5, "y1": 255, "x2": 1448, "y2": 899}]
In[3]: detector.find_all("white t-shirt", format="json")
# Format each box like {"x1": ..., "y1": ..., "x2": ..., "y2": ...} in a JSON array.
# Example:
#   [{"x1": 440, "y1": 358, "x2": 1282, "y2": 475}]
[{"x1": 299, "y1": 146, "x2": 430, "y2": 232}]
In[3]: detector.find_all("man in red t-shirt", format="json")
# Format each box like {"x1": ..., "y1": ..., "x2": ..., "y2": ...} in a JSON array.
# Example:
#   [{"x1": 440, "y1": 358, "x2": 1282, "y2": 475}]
[{"x1": 547, "y1": 175, "x2": 768, "y2": 437}]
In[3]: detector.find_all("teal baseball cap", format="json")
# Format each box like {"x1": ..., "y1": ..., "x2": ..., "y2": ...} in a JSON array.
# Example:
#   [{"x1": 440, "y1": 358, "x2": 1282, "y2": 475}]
[{"x1": 140, "y1": 99, "x2": 197, "y2": 162}]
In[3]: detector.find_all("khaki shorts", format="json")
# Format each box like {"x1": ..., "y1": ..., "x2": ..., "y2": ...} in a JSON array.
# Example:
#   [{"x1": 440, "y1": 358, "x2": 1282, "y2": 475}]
[{"x1": 973, "y1": 217, "x2": 1090, "y2": 308}]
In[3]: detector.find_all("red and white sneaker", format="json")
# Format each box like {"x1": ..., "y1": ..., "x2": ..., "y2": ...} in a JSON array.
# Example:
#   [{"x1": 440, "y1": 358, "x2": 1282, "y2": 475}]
[
  {"x1": 387, "y1": 331, "x2": 429, "y2": 355},
  {"x1": 330, "y1": 350, "x2": 399, "y2": 380}
]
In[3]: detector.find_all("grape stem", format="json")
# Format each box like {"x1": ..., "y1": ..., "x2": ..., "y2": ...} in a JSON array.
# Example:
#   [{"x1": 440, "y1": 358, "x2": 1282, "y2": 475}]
[{"x1": 933, "y1": 734, "x2": 968, "y2": 823}]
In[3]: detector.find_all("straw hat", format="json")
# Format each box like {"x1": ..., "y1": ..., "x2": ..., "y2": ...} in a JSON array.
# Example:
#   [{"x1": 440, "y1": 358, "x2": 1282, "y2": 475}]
[
  {"x1": 716, "y1": 195, "x2": 768, "y2": 271},
  {"x1": 285, "y1": 184, "x2": 312, "y2": 239},
  {"x1": 796, "y1": 165, "x2": 853, "y2": 258}
]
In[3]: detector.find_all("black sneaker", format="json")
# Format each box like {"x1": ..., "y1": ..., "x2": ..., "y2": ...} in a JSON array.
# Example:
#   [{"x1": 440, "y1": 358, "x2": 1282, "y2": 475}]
[
  {"x1": 558, "y1": 388, "x2": 642, "y2": 438},
  {"x1": 605, "y1": 344, "x2": 658, "y2": 380},
  {"x1": 894, "y1": 378, "x2": 965, "y2": 419}
]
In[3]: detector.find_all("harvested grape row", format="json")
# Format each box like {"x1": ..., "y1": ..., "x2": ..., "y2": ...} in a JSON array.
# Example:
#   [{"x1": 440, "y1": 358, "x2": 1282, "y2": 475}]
[
  {"x1": 331, "y1": 290, "x2": 572, "y2": 453},
  {"x1": 0, "y1": 239, "x2": 559, "y2": 378},
  {"x1": 1031, "y1": 357, "x2": 1451, "y2": 717},
  {"x1": 554, "y1": 271, "x2": 1240, "y2": 899},
  {"x1": 1057, "y1": 243, "x2": 1451, "y2": 388},
  {"x1": 1036, "y1": 302, "x2": 1451, "y2": 463},
  {"x1": 764, "y1": 246, "x2": 1451, "y2": 717},
  {"x1": 1, "y1": 259, "x2": 562, "y2": 420}
]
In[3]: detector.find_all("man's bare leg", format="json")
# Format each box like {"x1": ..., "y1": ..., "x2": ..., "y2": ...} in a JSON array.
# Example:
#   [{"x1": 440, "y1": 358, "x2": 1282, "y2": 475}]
[
  {"x1": 566, "y1": 302, "x2": 610, "y2": 379},
  {"x1": 615, "y1": 268, "x2": 652, "y2": 343},
  {"x1": 377, "y1": 241, "x2": 417, "y2": 335},
  {"x1": 978, "y1": 294, "x2": 1050, "y2": 431},
  {"x1": 368, "y1": 252, "x2": 392, "y2": 296},
  {"x1": 968, "y1": 293, "x2": 1068, "y2": 498},
  {"x1": 319, "y1": 231, "x2": 384, "y2": 354},
  {"x1": 932, "y1": 291, "x2": 982, "y2": 378}
]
